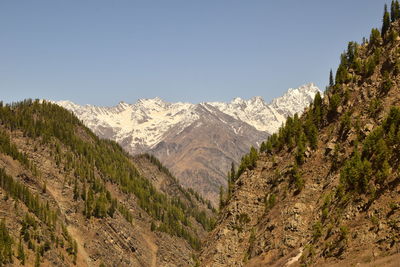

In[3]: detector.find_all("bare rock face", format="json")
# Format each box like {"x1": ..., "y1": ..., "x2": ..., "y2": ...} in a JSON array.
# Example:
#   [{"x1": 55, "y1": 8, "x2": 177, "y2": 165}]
[{"x1": 56, "y1": 83, "x2": 320, "y2": 205}]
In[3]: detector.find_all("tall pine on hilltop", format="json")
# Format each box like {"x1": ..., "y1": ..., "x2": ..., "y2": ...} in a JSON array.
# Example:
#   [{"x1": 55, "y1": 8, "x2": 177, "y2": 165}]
[
  {"x1": 382, "y1": 3, "x2": 391, "y2": 37},
  {"x1": 329, "y1": 69, "x2": 334, "y2": 87},
  {"x1": 391, "y1": 0, "x2": 400, "y2": 22}
]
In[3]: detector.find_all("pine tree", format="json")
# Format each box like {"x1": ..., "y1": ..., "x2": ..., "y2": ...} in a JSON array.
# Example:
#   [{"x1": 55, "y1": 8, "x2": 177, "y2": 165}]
[
  {"x1": 72, "y1": 240, "x2": 78, "y2": 264},
  {"x1": 17, "y1": 238, "x2": 26, "y2": 265},
  {"x1": 369, "y1": 28, "x2": 382, "y2": 48},
  {"x1": 307, "y1": 122, "x2": 318, "y2": 150},
  {"x1": 249, "y1": 146, "x2": 258, "y2": 169},
  {"x1": 85, "y1": 188, "x2": 94, "y2": 218},
  {"x1": 0, "y1": 219, "x2": 13, "y2": 264},
  {"x1": 94, "y1": 193, "x2": 107, "y2": 218},
  {"x1": 81, "y1": 182, "x2": 87, "y2": 201},
  {"x1": 391, "y1": 0, "x2": 400, "y2": 21},
  {"x1": 35, "y1": 250, "x2": 41, "y2": 267},
  {"x1": 230, "y1": 162, "x2": 236, "y2": 183},
  {"x1": 312, "y1": 92, "x2": 323, "y2": 127},
  {"x1": 42, "y1": 181, "x2": 47, "y2": 193},
  {"x1": 382, "y1": 4, "x2": 391, "y2": 37},
  {"x1": 329, "y1": 69, "x2": 334, "y2": 87},
  {"x1": 73, "y1": 178, "x2": 79, "y2": 201},
  {"x1": 391, "y1": 0, "x2": 396, "y2": 22},
  {"x1": 107, "y1": 198, "x2": 117, "y2": 218},
  {"x1": 219, "y1": 186, "x2": 225, "y2": 210},
  {"x1": 295, "y1": 132, "x2": 306, "y2": 165}
]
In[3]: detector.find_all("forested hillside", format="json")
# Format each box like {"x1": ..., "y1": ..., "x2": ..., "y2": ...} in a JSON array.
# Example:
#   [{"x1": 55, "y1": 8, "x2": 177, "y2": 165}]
[
  {"x1": 0, "y1": 100, "x2": 215, "y2": 266},
  {"x1": 201, "y1": 1, "x2": 400, "y2": 266}
]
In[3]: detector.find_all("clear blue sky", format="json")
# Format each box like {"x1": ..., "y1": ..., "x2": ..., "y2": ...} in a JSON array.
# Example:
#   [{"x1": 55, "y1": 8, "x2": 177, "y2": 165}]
[{"x1": 0, "y1": 0, "x2": 389, "y2": 105}]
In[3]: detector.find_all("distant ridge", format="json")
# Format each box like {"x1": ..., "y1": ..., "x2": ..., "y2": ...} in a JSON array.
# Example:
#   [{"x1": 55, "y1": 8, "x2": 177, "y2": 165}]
[{"x1": 56, "y1": 83, "x2": 320, "y2": 204}]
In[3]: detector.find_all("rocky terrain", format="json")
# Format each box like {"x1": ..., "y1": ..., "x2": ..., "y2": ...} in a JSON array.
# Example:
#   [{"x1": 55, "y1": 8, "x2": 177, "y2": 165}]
[
  {"x1": 200, "y1": 8, "x2": 400, "y2": 267},
  {"x1": 0, "y1": 101, "x2": 215, "y2": 266},
  {"x1": 56, "y1": 83, "x2": 320, "y2": 205}
]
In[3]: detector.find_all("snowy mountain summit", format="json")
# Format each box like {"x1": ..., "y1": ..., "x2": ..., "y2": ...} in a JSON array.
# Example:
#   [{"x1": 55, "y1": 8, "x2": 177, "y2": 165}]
[
  {"x1": 57, "y1": 97, "x2": 199, "y2": 152},
  {"x1": 56, "y1": 83, "x2": 320, "y2": 203},
  {"x1": 57, "y1": 82, "x2": 320, "y2": 153},
  {"x1": 208, "y1": 83, "x2": 320, "y2": 133}
]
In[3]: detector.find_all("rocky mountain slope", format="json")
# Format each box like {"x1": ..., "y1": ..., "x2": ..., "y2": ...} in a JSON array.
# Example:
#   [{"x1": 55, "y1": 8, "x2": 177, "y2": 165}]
[
  {"x1": 0, "y1": 100, "x2": 215, "y2": 266},
  {"x1": 56, "y1": 83, "x2": 320, "y2": 205},
  {"x1": 200, "y1": 5, "x2": 400, "y2": 267}
]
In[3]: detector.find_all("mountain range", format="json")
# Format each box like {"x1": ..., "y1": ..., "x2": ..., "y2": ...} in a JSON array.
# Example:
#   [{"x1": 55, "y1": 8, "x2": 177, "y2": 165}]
[{"x1": 56, "y1": 83, "x2": 320, "y2": 205}]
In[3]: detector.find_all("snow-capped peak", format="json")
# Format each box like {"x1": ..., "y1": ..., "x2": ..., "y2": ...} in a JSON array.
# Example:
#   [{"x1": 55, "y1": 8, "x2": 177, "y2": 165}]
[
  {"x1": 55, "y1": 83, "x2": 320, "y2": 153},
  {"x1": 207, "y1": 83, "x2": 321, "y2": 132}
]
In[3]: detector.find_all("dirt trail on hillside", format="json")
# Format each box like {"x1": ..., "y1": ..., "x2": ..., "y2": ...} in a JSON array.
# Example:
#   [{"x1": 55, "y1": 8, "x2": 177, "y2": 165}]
[
  {"x1": 141, "y1": 232, "x2": 158, "y2": 267},
  {"x1": 68, "y1": 225, "x2": 91, "y2": 267}
]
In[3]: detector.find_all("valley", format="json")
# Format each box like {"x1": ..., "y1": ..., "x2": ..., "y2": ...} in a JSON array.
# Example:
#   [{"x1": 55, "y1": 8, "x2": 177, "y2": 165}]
[{"x1": 2, "y1": 1, "x2": 400, "y2": 267}]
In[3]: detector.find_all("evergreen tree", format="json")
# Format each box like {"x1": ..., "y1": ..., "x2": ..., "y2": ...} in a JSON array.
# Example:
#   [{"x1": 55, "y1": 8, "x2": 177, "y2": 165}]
[
  {"x1": 94, "y1": 193, "x2": 108, "y2": 218},
  {"x1": 369, "y1": 28, "x2": 382, "y2": 48},
  {"x1": 0, "y1": 219, "x2": 13, "y2": 264},
  {"x1": 73, "y1": 178, "x2": 79, "y2": 201},
  {"x1": 391, "y1": 0, "x2": 400, "y2": 21},
  {"x1": 312, "y1": 92, "x2": 323, "y2": 127},
  {"x1": 347, "y1": 41, "x2": 358, "y2": 65},
  {"x1": 249, "y1": 146, "x2": 258, "y2": 169},
  {"x1": 335, "y1": 54, "x2": 349, "y2": 84},
  {"x1": 219, "y1": 186, "x2": 225, "y2": 210},
  {"x1": 295, "y1": 131, "x2": 306, "y2": 165},
  {"x1": 17, "y1": 238, "x2": 26, "y2": 265},
  {"x1": 259, "y1": 141, "x2": 267, "y2": 153},
  {"x1": 382, "y1": 4, "x2": 391, "y2": 37},
  {"x1": 227, "y1": 173, "x2": 233, "y2": 200},
  {"x1": 230, "y1": 162, "x2": 236, "y2": 183},
  {"x1": 381, "y1": 71, "x2": 393, "y2": 93},
  {"x1": 391, "y1": 0, "x2": 396, "y2": 22},
  {"x1": 108, "y1": 198, "x2": 117, "y2": 218},
  {"x1": 329, "y1": 69, "x2": 334, "y2": 87},
  {"x1": 306, "y1": 121, "x2": 318, "y2": 150},
  {"x1": 150, "y1": 221, "x2": 156, "y2": 231},
  {"x1": 35, "y1": 250, "x2": 41, "y2": 267},
  {"x1": 328, "y1": 93, "x2": 341, "y2": 121}
]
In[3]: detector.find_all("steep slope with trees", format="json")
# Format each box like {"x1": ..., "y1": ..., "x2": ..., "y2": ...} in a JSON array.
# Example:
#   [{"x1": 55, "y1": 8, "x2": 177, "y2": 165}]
[
  {"x1": 0, "y1": 100, "x2": 215, "y2": 266},
  {"x1": 200, "y1": 2, "x2": 400, "y2": 266}
]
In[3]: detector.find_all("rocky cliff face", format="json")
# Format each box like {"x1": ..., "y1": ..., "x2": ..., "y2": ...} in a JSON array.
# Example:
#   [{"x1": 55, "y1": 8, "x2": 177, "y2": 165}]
[
  {"x1": 56, "y1": 83, "x2": 320, "y2": 205},
  {"x1": 199, "y1": 18, "x2": 400, "y2": 267}
]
